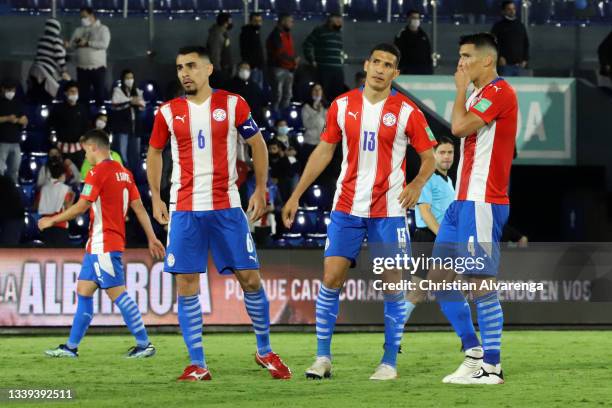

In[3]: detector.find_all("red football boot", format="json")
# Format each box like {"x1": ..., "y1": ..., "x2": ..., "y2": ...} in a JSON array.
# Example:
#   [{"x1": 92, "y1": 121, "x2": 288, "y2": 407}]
[
  {"x1": 177, "y1": 365, "x2": 212, "y2": 381},
  {"x1": 255, "y1": 352, "x2": 292, "y2": 379}
]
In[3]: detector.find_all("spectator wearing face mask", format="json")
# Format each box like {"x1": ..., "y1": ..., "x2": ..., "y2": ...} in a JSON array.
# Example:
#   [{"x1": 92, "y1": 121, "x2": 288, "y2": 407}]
[
  {"x1": 35, "y1": 158, "x2": 75, "y2": 247},
  {"x1": 48, "y1": 81, "x2": 90, "y2": 168},
  {"x1": 267, "y1": 14, "x2": 299, "y2": 113},
  {"x1": 303, "y1": 13, "x2": 345, "y2": 101},
  {"x1": 0, "y1": 79, "x2": 28, "y2": 184},
  {"x1": 207, "y1": 12, "x2": 234, "y2": 88},
  {"x1": 300, "y1": 83, "x2": 328, "y2": 164},
  {"x1": 227, "y1": 62, "x2": 266, "y2": 127},
  {"x1": 68, "y1": 7, "x2": 111, "y2": 105},
  {"x1": 37, "y1": 147, "x2": 81, "y2": 189},
  {"x1": 394, "y1": 10, "x2": 433, "y2": 75},
  {"x1": 240, "y1": 12, "x2": 265, "y2": 90},
  {"x1": 111, "y1": 69, "x2": 145, "y2": 169},
  {"x1": 268, "y1": 139, "x2": 294, "y2": 202},
  {"x1": 274, "y1": 119, "x2": 291, "y2": 149},
  {"x1": 28, "y1": 18, "x2": 71, "y2": 104},
  {"x1": 491, "y1": 0, "x2": 529, "y2": 76}
]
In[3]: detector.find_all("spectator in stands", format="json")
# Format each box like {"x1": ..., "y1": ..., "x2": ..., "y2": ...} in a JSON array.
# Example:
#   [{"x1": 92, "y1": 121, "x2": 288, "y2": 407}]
[
  {"x1": 28, "y1": 18, "x2": 70, "y2": 104},
  {"x1": 207, "y1": 12, "x2": 234, "y2": 88},
  {"x1": 48, "y1": 81, "x2": 90, "y2": 168},
  {"x1": 303, "y1": 13, "x2": 345, "y2": 100},
  {"x1": 268, "y1": 139, "x2": 294, "y2": 202},
  {"x1": 267, "y1": 14, "x2": 298, "y2": 113},
  {"x1": 301, "y1": 83, "x2": 327, "y2": 164},
  {"x1": 0, "y1": 80, "x2": 28, "y2": 184},
  {"x1": 274, "y1": 119, "x2": 291, "y2": 149},
  {"x1": 35, "y1": 158, "x2": 74, "y2": 247},
  {"x1": 111, "y1": 69, "x2": 145, "y2": 169},
  {"x1": 37, "y1": 147, "x2": 81, "y2": 189},
  {"x1": 240, "y1": 12, "x2": 265, "y2": 89},
  {"x1": 491, "y1": 1, "x2": 530, "y2": 76},
  {"x1": 0, "y1": 174, "x2": 24, "y2": 245},
  {"x1": 394, "y1": 10, "x2": 433, "y2": 75},
  {"x1": 68, "y1": 7, "x2": 111, "y2": 105},
  {"x1": 227, "y1": 62, "x2": 266, "y2": 126},
  {"x1": 354, "y1": 71, "x2": 366, "y2": 88},
  {"x1": 598, "y1": 30, "x2": 612, "y2": 80}
]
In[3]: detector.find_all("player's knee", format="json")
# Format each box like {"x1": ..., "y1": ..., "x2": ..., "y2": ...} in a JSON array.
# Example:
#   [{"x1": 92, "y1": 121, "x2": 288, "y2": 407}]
[
  {"x1": 407, "y1": 289, "x2": 426, "y2": 305},
  {"x1": 175, "y1": 274, "x2": 200, "y2": 296},
  {"x1": 235, "y1": 269, "x2": 262, "y2": 292}
]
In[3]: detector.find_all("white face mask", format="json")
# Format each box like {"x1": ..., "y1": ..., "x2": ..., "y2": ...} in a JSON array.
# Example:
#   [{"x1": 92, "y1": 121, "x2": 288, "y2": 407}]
[
  {"x1": 277, "y1": 126, "x2": 289, "y2": 136},
  {"x1": 124, "y1": 79, "x2": 134, "y2": 88},
  {"x1": 409, "y1": 18, "x2": 420, "y2": 30},
  {"x1": 4, "y1": 91, "x2": 15, "y2": 101},
  {"x1": 504, "y1": 14, "x2": 517, "y2": 21},
  {"x1": 67, "y1": 94, "x2": 79, "y2": 104},
  {"x1": 312, "y1": 95, "x2": 322, "y2": 103},
  {"x1": 238, "y1": 69, "x2": 251, "y2": 81},
  {"x1": 95, "y1": 120, "x2": 106, "y2": 130},
  {"x1": 81, "y1": 17, "x2": 92, "y2": 27}
]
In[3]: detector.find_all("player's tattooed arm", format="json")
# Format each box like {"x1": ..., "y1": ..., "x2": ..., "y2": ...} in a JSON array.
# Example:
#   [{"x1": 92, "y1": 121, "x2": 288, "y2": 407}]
[{"x1": 38, "y1": 198, "x2": 91, "y2": 231}]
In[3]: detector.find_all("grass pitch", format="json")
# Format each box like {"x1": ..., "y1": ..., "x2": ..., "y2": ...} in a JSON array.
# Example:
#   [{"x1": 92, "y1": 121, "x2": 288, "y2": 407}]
[{"x1": 1, "y1": 331, "x2": 610, "y2": 408}]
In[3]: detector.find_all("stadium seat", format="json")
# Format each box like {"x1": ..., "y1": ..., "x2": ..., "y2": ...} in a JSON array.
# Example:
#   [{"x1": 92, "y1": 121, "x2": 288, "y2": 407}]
[
  {"x1": 304, "y1": 233, "x2": 326, "y2": 248},
  {"x1": 22, "y1": 212, "x2": 40, "y2": 241},
  {"x1": 19, "y1": 152, "x2": 48, "y2": 184},
  {"x1": 22, "y1": 130, "x2": 50, "y2": 153},
  {"x1": 301, "y1": 184, "x2": 332, "y2": 210},
  {"x1": 140, "y1": 80, "x2": 160, "y2": 103},
  {"x1": 24, "y1": 103, "x2": 50, "y2": 130},
  {"x1": 69, "y1": 213, "x2": 89, "y2": 241},
  {"x1": 133, "y1": 158, "x2": 148, "y2": 185},
  {"x1": 19, "y1": 183, "x2": 37, "y2": 210},
  {"x1": 315, "y1": 210, "x2": 331, "y2": 234},
  {"x1": 279, "y1": 232, "x2": 305, "y2": 247},
  {"x1": 282, "y1": 103, "x2": 303, "y2": 130},
  {"x1": 406, "y1": 208, "x2": 416, "y2": 236}
]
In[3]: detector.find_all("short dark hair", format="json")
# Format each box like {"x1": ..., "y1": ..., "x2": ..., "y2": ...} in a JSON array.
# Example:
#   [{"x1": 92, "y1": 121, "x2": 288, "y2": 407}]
[
  {"x1": 250, "y1": 12, "x2": 262, "y2": 20},
  {"x1": 328, "y1": 12, "x2": 342, "y2": 19},
  {"x1": 368, "y1": 43, "x2": 402, "y2": 67},
  {"x1": 278, "y1": 13, "x2": 292, "y2": 22},
  {"x1": 407, "y1": 9, "x2": 420, "y2": 17},
  {"x1": 48, "y1": 158, "x2": 64, "y2": 179},
  {"x1": 459, "y1": 32, "x2": 499, "y2": 54},
  {"x1": 216, "y1": 12, "x2": 232, "y2": 26},
  {"x1": 0, "y1": 78, "x2": 18, "y2": 89},
  {"x1": 177, "y1": 46, "x2": 210, "y2": 60},
  {"x1": 435, "y1": 135, "x2": 454, "y2": 149},
  {"x1": 80, "y1": 6, "x2": 94, "y2": 15},
  {"x1": 64, "y1": 81, "x2": 78, "y2": 92},
  {"x1": 501, "y1": 0, "x2": 515, "y2": 10},
  {"x1": 95, "y1": 113, "x2": 107, "y2": 121},
  {"x1": 80, "y1": 129, "x2": 110, "y2": 149}
]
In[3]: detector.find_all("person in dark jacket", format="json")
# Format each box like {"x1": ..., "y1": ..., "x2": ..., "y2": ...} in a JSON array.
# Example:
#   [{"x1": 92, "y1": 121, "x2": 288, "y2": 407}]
[
  {"x1": 598, "y1": 30, "x2": 612, "y2": 80},
  {"x1": 240, "y1": 12, "x2": 265, "y2": 89},
  {"x1": 207, "y1": 12, "x2": 234, "y2": 88},
  {"x1": 491, "y1": 0, "x2": 530, "y2": 76},
  {"x1": 267, "y1": 14, "x2": 298, "y2": 112},
  {"x1": 394, "y1": 10, "x2": 433, "y2": 75},
  {"x1": 48, "y1": 81, "x2": 90, "y2": 168},
  {"x1": 110, "y1": 69, "x2": 145, "y2": 169},
  {"x1": 0, "y1": 79, "x2": 28, "y2": 184},
  {"x1": 303, "y1": 13, "x2": 345, "y2": 100},
  {"x1": 227, "y1": 62, "x2": 266, "y2": 126},
  {"x1": 0, "y1": 174, "x2": 25, "y2": 245}
]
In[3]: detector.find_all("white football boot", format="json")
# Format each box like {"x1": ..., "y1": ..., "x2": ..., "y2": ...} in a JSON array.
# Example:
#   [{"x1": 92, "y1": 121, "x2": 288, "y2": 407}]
[
  {"x1": 305, "y1": 356, "x2": 332, "y2": 379},
  {"x1": 442, "y1": 346, "x2": 483, "y2": 383},
  {"x1": 369, "y1": 363, "x2": 398, "y2": 380},
  {"x1": 448, "y1": 362, "x2": 504, "y2": 384}
]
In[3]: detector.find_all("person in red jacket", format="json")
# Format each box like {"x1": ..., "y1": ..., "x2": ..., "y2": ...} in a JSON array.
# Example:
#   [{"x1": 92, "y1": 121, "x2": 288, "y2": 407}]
[{"x1": 266, "y1": 13, "x2": 299, "y2": 112}]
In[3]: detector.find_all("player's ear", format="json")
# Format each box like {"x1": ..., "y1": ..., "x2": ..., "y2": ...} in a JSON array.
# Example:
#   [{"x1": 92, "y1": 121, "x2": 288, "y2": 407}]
[
  {"x1": 392, "y1": 67, "x2": 400, "y2": 80},
  {"x1": 363, "y1": 59, "x2": 369, "y2": 74}
]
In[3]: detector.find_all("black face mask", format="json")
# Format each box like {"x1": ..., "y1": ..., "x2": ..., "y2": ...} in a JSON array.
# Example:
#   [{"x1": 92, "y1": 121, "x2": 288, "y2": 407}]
[
  {"x1": 332, "y1": 24, "x2": 342, "y2": 31},
  {"x1": 227, "y1": 23, "x2": 233, "y2": 31}
]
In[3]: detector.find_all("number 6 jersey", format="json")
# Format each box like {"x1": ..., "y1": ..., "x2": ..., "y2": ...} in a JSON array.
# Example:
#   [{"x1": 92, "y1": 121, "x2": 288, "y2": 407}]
[
  {"x1": 149, "y1": 90, "x2": 259, "y2": 212},
  {"x1": 321, "y1": 88, "x2": 437, "y2": 218}
]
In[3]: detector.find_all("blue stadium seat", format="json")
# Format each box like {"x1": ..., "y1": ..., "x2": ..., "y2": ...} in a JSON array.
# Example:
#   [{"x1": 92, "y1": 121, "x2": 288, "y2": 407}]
[
  {"x1": 134, "y1": 158, "x2": 148, "y2": 185},
  {"x1": 19, "y1": 183, "x2": 37, "y2": 210},
  {"x1": 22, "y1": 130, "x2": 50, "y2": 153},
  {"x1": 315, "y1": 210, "x2": 330, "y2": 234},
  {"x1": 301, "y1": 184, "x2": 332, "y2": 210},
  {"x1": 140, "y1": 80, "x2": 160, "y2": 103},
  {"x1": 279, "y1": 232, "x2": 305, "y2": 247},
  {"x1": 304, "y1": 233, "x2": 326, "y2": 248},
  {"x1": 69, "y1": 213, "x2": 89, "y2": 241},
  {"x1": 23, "y1": 212, "x2": 40, "y2": 241},
  {"x1": 288, "y1": 208, "x2": 317, "y2": 234},
  {"x1": 24, "y1": 103, "x2": 50, "y2": 130},
  {"x1": 282, "y1": 102, "x2": 303, "y2": 130},
  {"x1": 406, "y1": 208, "x2": 416, "y2": 236},
  {"x1": 19, "y1": 152, "x2": 48, "y2": 184}
]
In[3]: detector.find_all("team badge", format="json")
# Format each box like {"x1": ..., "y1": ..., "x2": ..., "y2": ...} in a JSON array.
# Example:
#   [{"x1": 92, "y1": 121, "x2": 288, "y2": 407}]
[
  {"x1": 383, "y1": 112, "x2": 397, "y2": 127},
  {"x1": 167, "y1": 253, "x2": 175, "y2": 267},
  {"x1": 212, "y1": 108, "x2": 227, "y2": 122}
]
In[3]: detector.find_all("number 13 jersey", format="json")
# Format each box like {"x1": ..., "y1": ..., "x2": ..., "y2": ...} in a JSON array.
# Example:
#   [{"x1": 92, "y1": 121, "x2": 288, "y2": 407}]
[
  {"x1": 321, "y1": 88, "x2": 437, "y2": 218},
  {"x1": 149, "y1": 90, "x2": 259, "y2": 212}
]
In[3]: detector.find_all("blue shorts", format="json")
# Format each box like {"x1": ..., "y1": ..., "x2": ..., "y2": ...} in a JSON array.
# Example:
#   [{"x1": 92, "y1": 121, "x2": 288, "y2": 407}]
[
  {"x1": 164, "y1": 208, "x2": 259, "y2": 274},
  {"x1": 79, "y1": 252, "x2": 125, "y2": 289},
  {"x1": 433, "y1": 200, "x2": 509, "y2": 276},
  {"x1": 325, "y1": 210, "x2": 411, "y2": 265}
]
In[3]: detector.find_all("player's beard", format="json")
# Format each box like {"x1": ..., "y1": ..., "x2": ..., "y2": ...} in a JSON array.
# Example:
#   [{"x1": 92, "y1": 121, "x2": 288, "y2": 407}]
[{"x1": 184, "y1": 88, "x2": 197, "y2": 95}]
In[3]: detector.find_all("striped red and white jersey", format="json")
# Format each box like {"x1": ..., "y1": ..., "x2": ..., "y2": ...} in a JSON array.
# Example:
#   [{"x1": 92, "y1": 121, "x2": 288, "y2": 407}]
[
  {"x1": 80, "y1": 160, "x2": 140, "y2": 253},
  {"x1": 456, "y1": 78, "x2": 518, "y2": 204},
  {"x1": 149, "y1": 90, "x2": 259, "y2": 212},
  {"x1": 321, "y1": 88, "x2": 437, "y2": 218}
]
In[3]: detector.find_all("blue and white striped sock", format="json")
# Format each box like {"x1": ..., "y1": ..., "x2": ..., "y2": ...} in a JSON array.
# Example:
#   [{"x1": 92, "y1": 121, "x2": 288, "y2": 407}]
[
  {"x1": 316, "y1": 284, "x2": 341, "y2": 359},
  {"x1": 381, "y1": 292, "x2": 409, "y2": 367},
  {"x1": 476, "y1": 291, "x2": 503, "y2": 365},
  {"x1": 67, "y1": 294, "x2": 94, "y2": 349},
  {"x1": 178, "y1": 294, "x2": 205, "y2": 368},
  {"x1": 244, "y1": 288, "x2": 272, "y2": 356},
  {"x1": 115, "y1": 292, "x2": 149, "y2": 347}
]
